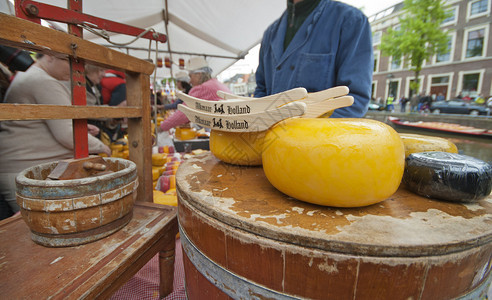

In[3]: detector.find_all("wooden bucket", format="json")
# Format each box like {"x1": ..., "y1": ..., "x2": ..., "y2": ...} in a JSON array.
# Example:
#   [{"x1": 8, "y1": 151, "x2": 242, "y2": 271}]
[
  {"x1": 16, "y1": 157, "x2": 138, "y2": 247},
  {"x1": 177, "y1": 153, "x2": 492, "y2": 300}
]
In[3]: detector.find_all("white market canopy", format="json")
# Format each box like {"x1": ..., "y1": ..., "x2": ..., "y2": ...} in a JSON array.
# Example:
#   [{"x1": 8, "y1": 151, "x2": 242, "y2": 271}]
[{"x1": 1, "y1": 0, "x2": 286, "y2": 81}]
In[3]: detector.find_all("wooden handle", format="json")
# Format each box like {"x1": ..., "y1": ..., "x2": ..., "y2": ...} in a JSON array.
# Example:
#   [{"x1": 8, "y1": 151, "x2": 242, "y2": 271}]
[
  {"x1": 178, "y1": 101, "x2": 306, "y2": 132},
  {"x1": 83, "y1": 162, "x2": 107, "y2": 171},
  {"x1": 216, "y1": 87, "x2": 307, "y2": 102},
  {"x1": 216, "y1": 86, "x2": 349, "y2": 106},
  {"x1": 177, "y1": 91, "x2": 304, "y2": 115},
  {"x1": 301, "y1": 96, "x2": 354, "y2": 118},
  {"x1": 302, "y1": 86, "x2": 350, "y2": 105}
]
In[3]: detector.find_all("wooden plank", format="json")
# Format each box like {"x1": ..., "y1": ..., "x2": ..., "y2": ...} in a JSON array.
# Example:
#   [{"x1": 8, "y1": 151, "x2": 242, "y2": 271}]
[
  {"x1": 127, "y1": 72, "x2": 153, "y2": 203},
  {"x1": 0, "y1": 103, "x2": 142, "y2": 120},
  {"x1": 0, "y1": 202, "x2": 178, "y2": 299},
  {"x1": 0, "y1": 13, "x2": 155, "y2": 75}
]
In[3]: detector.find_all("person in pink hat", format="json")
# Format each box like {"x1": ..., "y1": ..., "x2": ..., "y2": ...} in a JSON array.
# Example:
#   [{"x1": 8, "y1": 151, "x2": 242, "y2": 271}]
[{"x1": 159, "y1": 57, "x2": 231, "y2": 131}]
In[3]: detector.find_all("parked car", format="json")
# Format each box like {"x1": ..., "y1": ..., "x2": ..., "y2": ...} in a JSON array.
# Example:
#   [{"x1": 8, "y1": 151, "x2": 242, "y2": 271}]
[
  {"x1": 430, "y1": 99, "x2": 490, "y2": 116},
  {"x1": 368, "y1": 101, "x2": 385, "y2": 111}
]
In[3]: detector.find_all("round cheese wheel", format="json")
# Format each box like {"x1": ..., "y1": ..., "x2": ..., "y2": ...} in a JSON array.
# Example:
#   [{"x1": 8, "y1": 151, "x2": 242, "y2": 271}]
[
  {"x1": 210, "y1": 130, "x2": 266, "y2": 166},
  {"x1": 262, "y1": 118, "x2": 405, "y2": 207},
  {"x1": 152, "y1": 153, "x2": 166, "y2": 166},
  {"x1": 403, "y1": 152, "x2": 492, "y2": 203},
  {"x1": 399, "y1": 133, "x2": 458, "y2": 158},
  {"x1": 153, "y1": 190, "x2": 178, "y2": 206}
]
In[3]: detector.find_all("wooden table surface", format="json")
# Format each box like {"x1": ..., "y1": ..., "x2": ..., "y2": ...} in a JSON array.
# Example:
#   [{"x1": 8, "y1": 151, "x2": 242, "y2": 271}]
[{"x1": 0, "y1": 202, "x2": 178, "y2": 299}]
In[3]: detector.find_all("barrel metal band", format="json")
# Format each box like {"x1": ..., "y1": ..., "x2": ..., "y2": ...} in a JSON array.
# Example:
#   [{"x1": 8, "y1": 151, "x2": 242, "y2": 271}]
[
  {"x1": 456, "y1": 268, "x2": 492, "y2": 300},
  {"x1": 179, "y1": 226, "x2": 299, "y2": 300}
]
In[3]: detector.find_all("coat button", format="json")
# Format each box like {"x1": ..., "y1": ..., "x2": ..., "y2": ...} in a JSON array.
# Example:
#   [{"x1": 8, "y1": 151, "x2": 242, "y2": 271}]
[
  {"x1": 290, "y1": 65, "x2": 295, "y2": 70},
  {"x1": 276, "y1": 65, "x2": 281, "y2": 70}
]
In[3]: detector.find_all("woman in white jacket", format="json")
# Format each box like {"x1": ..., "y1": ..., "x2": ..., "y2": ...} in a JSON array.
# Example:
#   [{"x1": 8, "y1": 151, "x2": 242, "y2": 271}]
[{"x1": 0, "y1": 53, "x2": 111, "y2": 215}]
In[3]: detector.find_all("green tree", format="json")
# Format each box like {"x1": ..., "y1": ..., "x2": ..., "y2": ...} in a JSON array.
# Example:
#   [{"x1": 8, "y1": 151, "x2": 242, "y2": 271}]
[{"x1": 379, "y1": 0, "x2": 450, "y2": 94}]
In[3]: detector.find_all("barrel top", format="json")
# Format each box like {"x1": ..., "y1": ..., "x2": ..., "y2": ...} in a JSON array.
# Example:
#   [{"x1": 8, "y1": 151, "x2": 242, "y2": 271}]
[{"x1": 176, "y1": 153, "x2": 492, "y2": 257}]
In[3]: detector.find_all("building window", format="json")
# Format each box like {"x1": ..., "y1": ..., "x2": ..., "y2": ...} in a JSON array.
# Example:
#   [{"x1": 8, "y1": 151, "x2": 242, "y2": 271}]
[
  {"x1": 371, "y1": 82, "x2": 376, "y2": 100},
  {"x1": 442, "y1": 6, "x2": 458, "y2": 26},
  {"x1": 373, "y1": 51, "x2": 380, "y2": 73},
  {"x1": 436, "y1": 35, "x2": 453, "y2": 63},
  {"x1": 373, "y1": 31, "x2": 382, "y2": 45},
  {"x1": 470, "y1": 0, "x2": 489, "y2": 17},
  {"x1": 430, "y1": 75, "x2": 451, "y2": 100},
  {"x1": 465, "y1": 28, "x2": 485, "y2": 58},
  {"x1": 390, "y1": 56, "x2": 402, "y2": 70},
  {"x1": 462, "y1": 73, "x2": 480, "y2": 96},
  {"x1": 432, "y1": 76, "x2": 450, "y2": 85}
]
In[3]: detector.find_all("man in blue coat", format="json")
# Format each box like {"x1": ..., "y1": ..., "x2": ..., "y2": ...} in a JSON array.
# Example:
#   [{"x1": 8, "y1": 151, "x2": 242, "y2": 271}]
[{"x1": 254, "y1": 0, "x2": 373, "y2": 118}]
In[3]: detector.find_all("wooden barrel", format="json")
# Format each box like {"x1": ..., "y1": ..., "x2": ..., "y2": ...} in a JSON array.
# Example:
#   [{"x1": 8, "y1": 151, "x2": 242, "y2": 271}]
[
  {"x1": 177, "y1": 153, "x2": 492, "y2": 300},
  {"x1": 16, "y1": 157, "x2": 138, "y2": 247}
]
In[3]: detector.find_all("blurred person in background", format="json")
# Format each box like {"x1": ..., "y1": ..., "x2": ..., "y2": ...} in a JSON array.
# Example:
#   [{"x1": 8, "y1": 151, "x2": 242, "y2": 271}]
[
  {"x1": 101, "y1": 69, "x2": 126, "y2": 106},
  {"x1": 159, "y1": 57, "x2": 231, "y2": 132},
  {"x1": 85, "y1": 64, "x2": 105, "y2": 106},
  {"x1": 163, "y1": 71, "x2": 192, "y2": 111},
  {"x1": 254, "y1": 0, "x2": 373, "y2": 117},
  {"x1": 0, "y1": 53, "x2": 110, "y2": 216}
]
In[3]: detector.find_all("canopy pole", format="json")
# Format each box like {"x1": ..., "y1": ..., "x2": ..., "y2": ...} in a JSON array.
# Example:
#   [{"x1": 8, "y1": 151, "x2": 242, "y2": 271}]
[{"x1": 163, "y1": 0, "x2": 174, "y2": 80}]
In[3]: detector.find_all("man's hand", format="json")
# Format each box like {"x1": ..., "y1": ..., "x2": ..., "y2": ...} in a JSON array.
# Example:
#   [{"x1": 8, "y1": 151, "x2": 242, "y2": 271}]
[
  {"x1": 88, "y1": 124, "x2": 100, "y2": 136},
  {"x1": 101, "y1": 144, "x2": 111, "y2": 156}
]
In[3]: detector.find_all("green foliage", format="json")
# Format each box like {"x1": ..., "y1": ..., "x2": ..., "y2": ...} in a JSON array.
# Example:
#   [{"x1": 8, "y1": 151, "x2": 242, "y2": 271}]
[{"x1": 379, "y1": 0, "x2": 450, "y2": 92}]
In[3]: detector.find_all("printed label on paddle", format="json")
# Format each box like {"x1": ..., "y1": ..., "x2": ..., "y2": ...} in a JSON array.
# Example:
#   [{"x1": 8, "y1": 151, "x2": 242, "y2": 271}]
[
  {"x1": 193, "y1": 115, "x2": 250, "y2": 130},
  {"x1": 193, "y1": 102, "x2": 252, "y2": 115}
]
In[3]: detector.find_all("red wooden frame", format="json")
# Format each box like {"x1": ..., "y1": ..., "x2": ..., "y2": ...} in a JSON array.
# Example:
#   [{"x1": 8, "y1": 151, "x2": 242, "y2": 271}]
[{"x1": 14, "y1": 0, "x2": 166, "y2": 158}]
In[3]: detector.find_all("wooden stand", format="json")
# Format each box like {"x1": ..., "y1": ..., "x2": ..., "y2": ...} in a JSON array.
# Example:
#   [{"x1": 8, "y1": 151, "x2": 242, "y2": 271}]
[
  {"x1": 0, "y1": 202, "x2": 178, "y2": 299},
  {"x1": 0, "y1": 13, "x2": 154, "y2": 202},
  {"x1": 0, "y1": 13, "x2": 178, "y2": 298},
  {"x1": 177, "y1": 153, "x2": 492, "y2": 300}
]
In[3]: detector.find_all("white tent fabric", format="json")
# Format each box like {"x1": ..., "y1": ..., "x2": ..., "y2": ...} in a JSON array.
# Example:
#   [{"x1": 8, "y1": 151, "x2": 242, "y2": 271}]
[{"x1": 2, "y1": 0, "x2": 286, "y2": 81}]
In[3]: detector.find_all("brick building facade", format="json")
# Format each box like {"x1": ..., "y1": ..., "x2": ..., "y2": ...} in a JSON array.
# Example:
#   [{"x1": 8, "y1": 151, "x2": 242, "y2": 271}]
[{"x1": 370, "y1": 0, "x2": 492, "y2": 103}]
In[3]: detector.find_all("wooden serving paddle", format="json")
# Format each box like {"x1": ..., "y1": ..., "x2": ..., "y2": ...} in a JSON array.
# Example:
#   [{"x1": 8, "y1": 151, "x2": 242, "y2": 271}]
[
  {"x1": 177, "y1": 91, "x2": 305, "y2": 115},
  {"x1": 217, "y1": 86, "x2": 350, "y2": 106},
  {"x1": 303, "y1": 95, "x2": 354, "y2": 118},
  {"x1": 216, "y1": 87, "x2": 308, "y2": 102},
  {"x1": 178, "y1": 101, "x2": 307, "y2": 132},
  {"x1": 47, "y1": 155, "x2": 112, "y2": 180}
]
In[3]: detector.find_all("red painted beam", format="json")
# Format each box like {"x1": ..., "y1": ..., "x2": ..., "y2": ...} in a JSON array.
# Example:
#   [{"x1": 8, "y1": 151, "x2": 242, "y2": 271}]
[
  {"x1": 68, "y1": 0, "x2": 89, "y2": 159},
  {"x1": 19, "y1": 0, "x2": 167, "y2": 43}
]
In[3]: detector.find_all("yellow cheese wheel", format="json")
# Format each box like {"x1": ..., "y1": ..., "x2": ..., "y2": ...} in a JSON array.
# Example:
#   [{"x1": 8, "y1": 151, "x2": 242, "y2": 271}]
[
  {"x1": 165, "y1": 188, "x2": 177, "y2": 196},
  {"x1": 262, "y1": 118, "x2": 405, "y2": 207},
  {"x1": 152, "y1": 167, "x2": 162, "y2": 181},
  {"x1": 153, "y1": 190, "x2": 178, "y2": 206},
  {"x1": 399, "y1": 133, "x2": 458, "y2": 158},
  {"x1": 110, "y1": 143, "x2": 123, "y2": 151},
  {"x1": 122, "y1": 150, "x2": 129, "y2": 159},
  {"x1": 210, "y1": 130, "x2": 267, "y2": 166},
  {"x1": 152, "y1": 153, "x2": 167, "y2": 166}
]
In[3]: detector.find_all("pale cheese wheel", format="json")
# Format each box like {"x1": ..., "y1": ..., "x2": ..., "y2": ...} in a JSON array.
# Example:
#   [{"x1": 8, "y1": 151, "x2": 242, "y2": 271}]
[
  {"x1": 262, "y1": 118, "x2": 405, "y2": 207},
  {"x1": 399, "y1": 133, "x2": 458, "y2": 158}
]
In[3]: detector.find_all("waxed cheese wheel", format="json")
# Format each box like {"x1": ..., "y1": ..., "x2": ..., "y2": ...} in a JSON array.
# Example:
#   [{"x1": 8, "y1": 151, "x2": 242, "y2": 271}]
[
  {"x1": 403, "y1": 152, "x2": 492, "y2": 203},
  {"x1": 262, "y1": 118, "x2": 405, "y2": 207},
  {"x1": 210, "y1": 130, "x2": 266, "y2": 166},
  {"x1": 152, "y1": 153, "x2": 167, "y2": 166},
  {"x1": 399, "y1": 133, "x2": 458, "y2": 158}
]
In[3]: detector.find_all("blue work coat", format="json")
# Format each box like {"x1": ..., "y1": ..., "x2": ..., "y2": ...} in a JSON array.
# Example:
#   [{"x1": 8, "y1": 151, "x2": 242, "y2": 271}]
[{"x1": 254, "y1": 0, "x2": 373, "y2": 118}]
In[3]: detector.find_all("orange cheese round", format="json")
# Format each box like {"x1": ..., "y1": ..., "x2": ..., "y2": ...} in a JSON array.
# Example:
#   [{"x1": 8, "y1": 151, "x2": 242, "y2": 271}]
[{"x1": 262, "y1": 118, "x2": 405, "y2": 207}]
